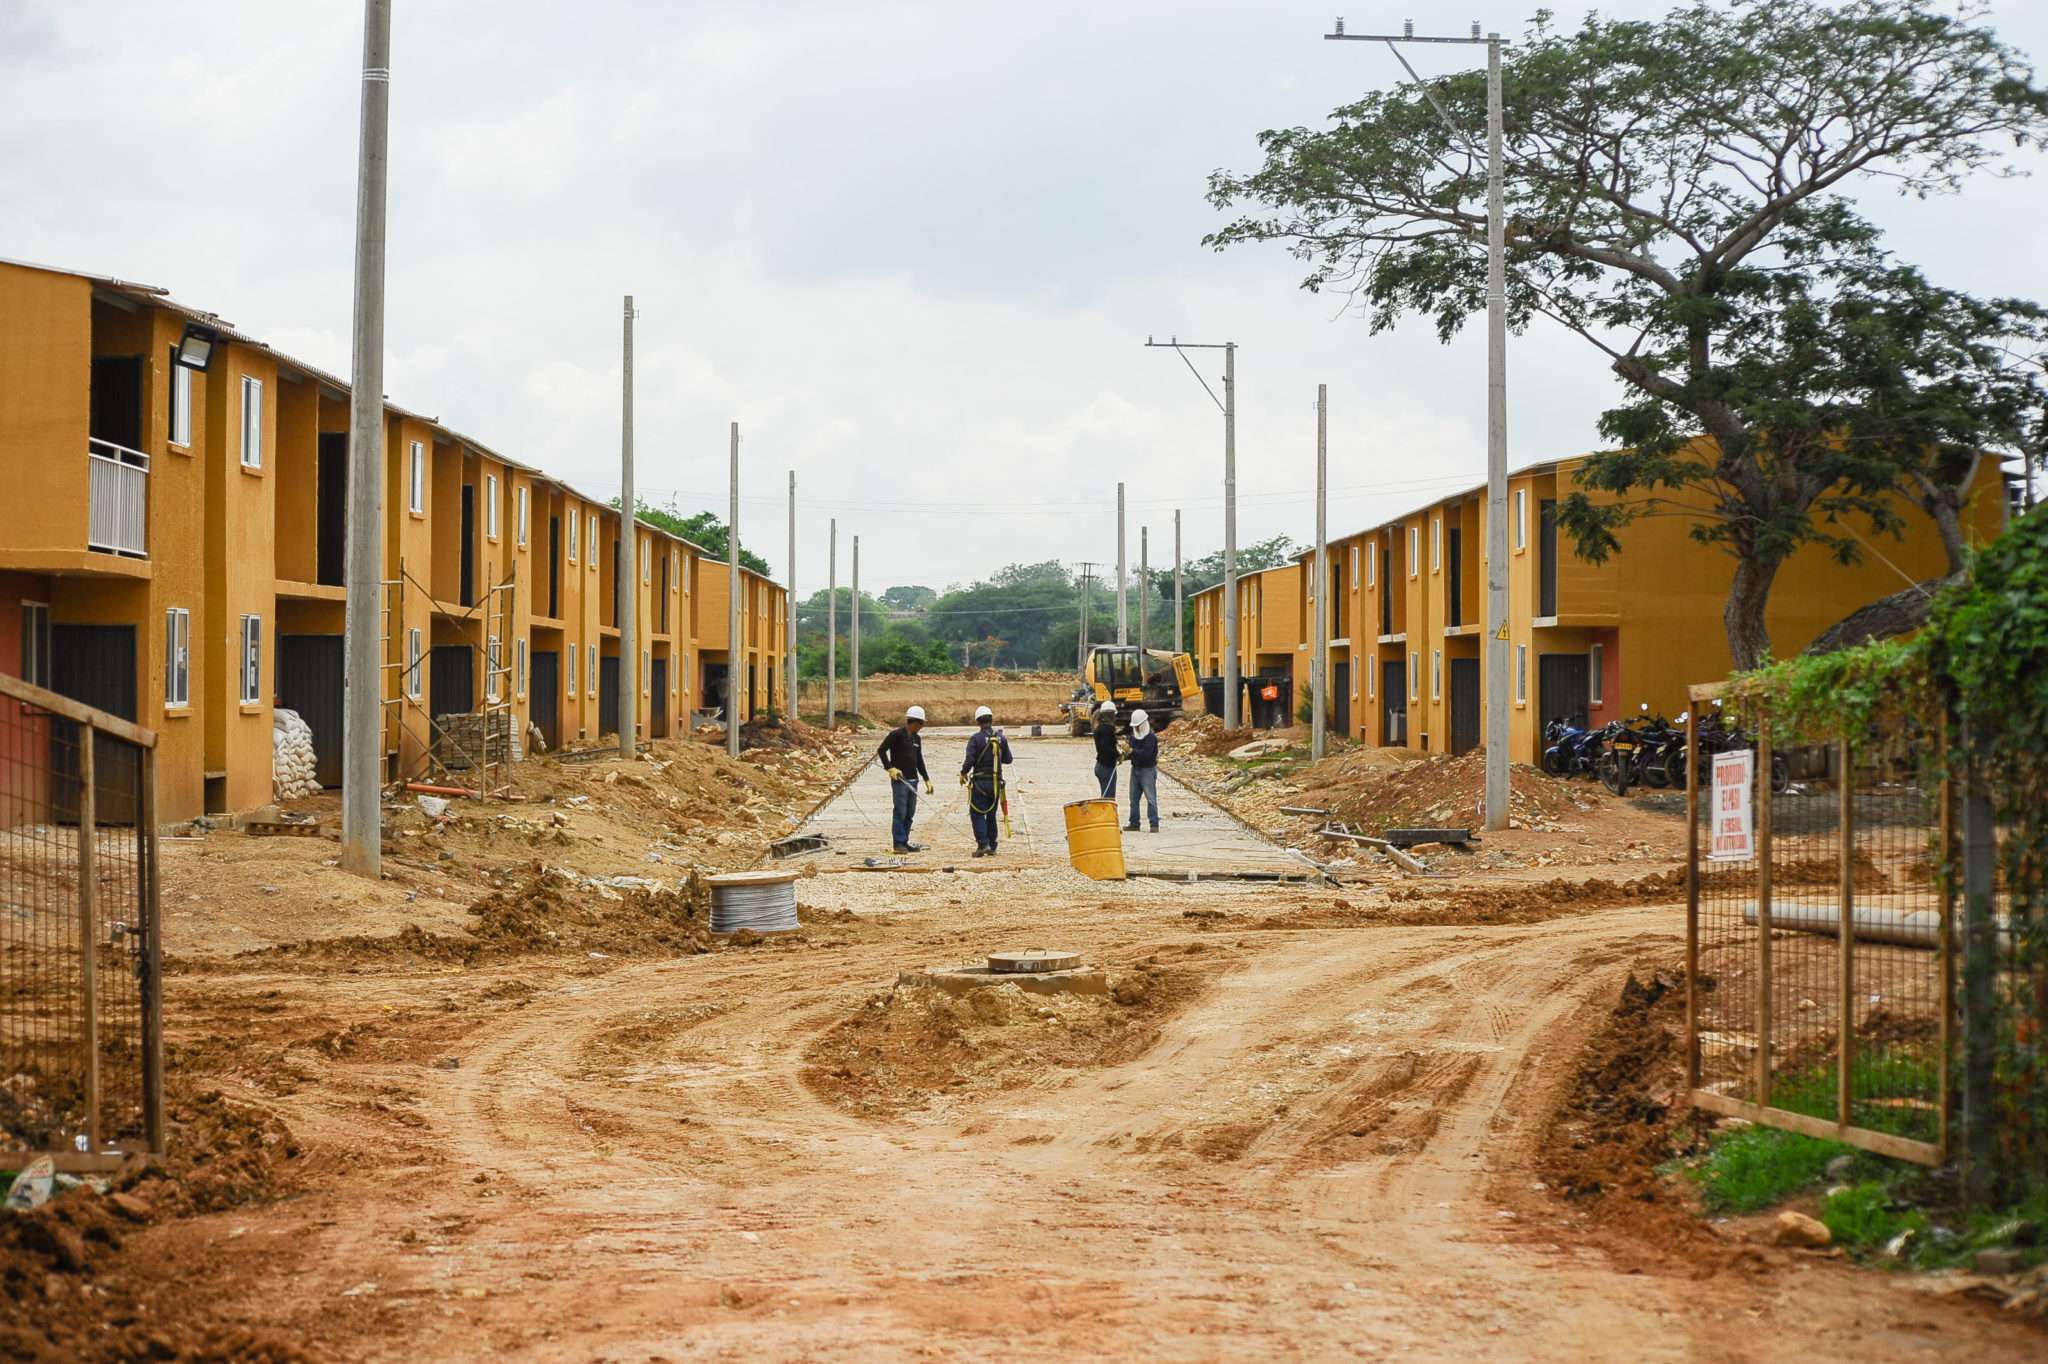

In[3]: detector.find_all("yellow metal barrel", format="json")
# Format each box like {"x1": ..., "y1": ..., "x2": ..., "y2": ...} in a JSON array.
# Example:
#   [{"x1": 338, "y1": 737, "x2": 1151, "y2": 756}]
[{"x1": 1063, "y1": 798, "x2": 1126, "y2": 881}]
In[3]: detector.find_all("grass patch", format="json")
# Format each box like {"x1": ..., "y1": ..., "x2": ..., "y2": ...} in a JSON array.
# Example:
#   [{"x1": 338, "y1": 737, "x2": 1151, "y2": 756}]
[{"x1": 1683, "y1": 1123, "x2": 1858, "y2": 1213}]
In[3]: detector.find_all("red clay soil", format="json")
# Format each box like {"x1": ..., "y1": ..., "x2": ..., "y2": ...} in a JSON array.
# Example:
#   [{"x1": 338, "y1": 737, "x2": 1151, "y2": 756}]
[{"x1": 1306, "y1": 747, "x2": 1596, "y2": 833}]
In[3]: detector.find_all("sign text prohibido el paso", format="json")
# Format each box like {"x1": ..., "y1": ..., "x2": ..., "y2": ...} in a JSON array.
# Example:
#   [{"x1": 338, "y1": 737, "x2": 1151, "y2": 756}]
[{"x1": 1709, "y1": 749, "x2": 1755, "y2": 862}]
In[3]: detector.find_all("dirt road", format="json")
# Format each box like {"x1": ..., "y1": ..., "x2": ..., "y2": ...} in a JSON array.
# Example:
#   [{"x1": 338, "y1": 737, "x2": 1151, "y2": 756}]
[{"x1": 60, "y1": 738, "x2": 2041, "y2": 1360}]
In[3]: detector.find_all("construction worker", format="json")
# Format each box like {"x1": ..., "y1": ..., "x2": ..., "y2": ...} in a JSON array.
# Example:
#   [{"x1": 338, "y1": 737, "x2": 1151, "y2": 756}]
[
  {"x1": 876, "y1": 705, "x2": 933, "y2": 853},
  {"x1": 1092, "y1": 700, "x2": 1120, "y2": 797},
  {"x1": 960, "y1": 705, "x2": 1014, "y2": 857},
  {"x1": 1124, "y1": 707, "x2": 1160, "y2": 833}
]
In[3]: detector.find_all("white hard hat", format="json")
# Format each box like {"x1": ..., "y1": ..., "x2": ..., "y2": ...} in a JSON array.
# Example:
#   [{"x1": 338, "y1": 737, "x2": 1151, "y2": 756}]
[
  {"x1": 974, "y1": 705, "x2": 993, "y2": 721},
  {"x1": 1097, "y1": 700, "x2": 1117, "y2": 715},
  {"x1": 1130, "y1": 708, "x2": 1149, "y2": 725},
  {"x1": 905, "y1": 705, "x2": 926, "y2": 722}
]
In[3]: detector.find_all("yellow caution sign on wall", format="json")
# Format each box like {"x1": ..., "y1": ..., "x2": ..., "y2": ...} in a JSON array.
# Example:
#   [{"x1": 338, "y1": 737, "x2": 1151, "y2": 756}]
[{"x1": 1494, "y1": 623, "x2": 1510, "y2": 640}]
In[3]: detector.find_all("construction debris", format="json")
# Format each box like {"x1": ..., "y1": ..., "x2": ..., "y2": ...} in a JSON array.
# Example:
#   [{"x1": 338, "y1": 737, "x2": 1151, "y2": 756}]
[{"x1": 272, "y1": 708, "x2": 320, "y2": 800}]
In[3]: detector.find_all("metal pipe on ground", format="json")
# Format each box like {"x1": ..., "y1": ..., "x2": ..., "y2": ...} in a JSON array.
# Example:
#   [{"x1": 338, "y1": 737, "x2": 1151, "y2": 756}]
[{"x1": 1740, "y1": 902, "x2": 2011, "y2": 951}]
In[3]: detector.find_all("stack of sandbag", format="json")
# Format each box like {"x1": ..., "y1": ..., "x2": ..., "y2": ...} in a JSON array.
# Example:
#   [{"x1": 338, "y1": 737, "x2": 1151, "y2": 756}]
[{"x1": 272, "y1": 708, "x2": 321, "y2": 799}]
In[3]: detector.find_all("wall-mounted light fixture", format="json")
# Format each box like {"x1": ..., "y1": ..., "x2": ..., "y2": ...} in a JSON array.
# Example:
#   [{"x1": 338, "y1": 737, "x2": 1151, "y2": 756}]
[{"x1": 174, "y1": 322, "x2": 219, "y2": 371}]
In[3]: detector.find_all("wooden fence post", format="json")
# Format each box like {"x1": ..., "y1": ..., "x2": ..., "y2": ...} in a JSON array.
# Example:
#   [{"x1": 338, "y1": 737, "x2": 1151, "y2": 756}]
[
  {"x1": 1838, "y1": 737, "x2": 1855, "y2": 1134},
  {"x1": 140, "y1": 744, "x2": 164, "y2": 1154},
  {"x1": 1757, "y1": 730, "x2": 1774, "y2": 1110},
  {"x1": 1684, "y1": 708, "x2": 1700, "y2": 1090},
  {"x1": 77, "y1": 721, "x2": 99, "y2": 1153}
]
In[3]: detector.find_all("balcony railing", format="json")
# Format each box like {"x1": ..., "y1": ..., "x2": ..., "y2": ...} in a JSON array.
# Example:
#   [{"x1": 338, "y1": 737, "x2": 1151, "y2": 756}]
[{"x1": 87, "y1": 439, "x2": 149, "y2": 558}]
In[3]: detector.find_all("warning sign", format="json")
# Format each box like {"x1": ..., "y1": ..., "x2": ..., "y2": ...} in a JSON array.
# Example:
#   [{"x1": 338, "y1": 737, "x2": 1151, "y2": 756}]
[{"x1": 1709, "y1": 750, "x2": 1754, "y2": 862}]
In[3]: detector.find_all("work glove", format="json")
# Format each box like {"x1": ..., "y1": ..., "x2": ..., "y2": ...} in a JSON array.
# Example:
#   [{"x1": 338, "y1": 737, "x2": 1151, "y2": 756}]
[
  {"x1": 924, "y1": 780, "x2": 935, "y2": 795},
  {"x1": 886, "y1": 767, "x2": 903, "y2": 781},
  {"x1": 959, "y1": 772, "x2": 968, "y2": 786}
]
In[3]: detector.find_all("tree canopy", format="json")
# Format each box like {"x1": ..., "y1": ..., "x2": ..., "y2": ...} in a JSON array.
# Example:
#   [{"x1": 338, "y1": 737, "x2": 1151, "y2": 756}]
[
  {"x1": 1206, "y1": 0, "x2": 2047, "y2": 666},
  {"x1": 622, "y1": 498, "x2": 771, "y2": 577}
]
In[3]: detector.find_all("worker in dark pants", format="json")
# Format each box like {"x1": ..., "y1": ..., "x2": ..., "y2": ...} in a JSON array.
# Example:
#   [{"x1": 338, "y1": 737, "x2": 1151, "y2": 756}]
[
  {"x1": 1124, "y1": 707, "x2": 1160, "y2": 833},
  {"x1": 961, "y1": 705, "x2": 1014, "y2": 857},
  {"x1": 1092, "y1": 700, "x2": 1121, "y2": 797},
  {"x1": 876, "y1": 704, "x2": 932, "y2": 853}
]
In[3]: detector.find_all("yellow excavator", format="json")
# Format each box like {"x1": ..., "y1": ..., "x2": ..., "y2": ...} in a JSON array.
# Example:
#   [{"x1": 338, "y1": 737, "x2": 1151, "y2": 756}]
[{"x1": 1063, "y1": 645, "x2": 1203, "y2": 736}]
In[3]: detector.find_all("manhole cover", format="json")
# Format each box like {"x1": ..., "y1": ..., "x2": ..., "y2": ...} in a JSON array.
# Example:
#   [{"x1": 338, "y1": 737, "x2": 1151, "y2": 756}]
[{"x1": 987, "y1": 949, "x2": 1083, "y2": 974}]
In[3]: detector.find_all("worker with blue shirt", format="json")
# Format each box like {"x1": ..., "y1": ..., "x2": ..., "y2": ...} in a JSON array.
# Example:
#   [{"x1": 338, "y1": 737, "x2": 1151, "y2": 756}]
[
  {"x1": 875, "y1": 705, "x2": 933, "y2": 853},
  {"x1": 1124, "y1": 707, "x2": 1160, "y2": 833},
  {"x1": 960, "y1": 705, "x2": 1014, "y2": 857},
  {"x1": 1092, "y1": 700, "x2": 1121, "y2": 796}
]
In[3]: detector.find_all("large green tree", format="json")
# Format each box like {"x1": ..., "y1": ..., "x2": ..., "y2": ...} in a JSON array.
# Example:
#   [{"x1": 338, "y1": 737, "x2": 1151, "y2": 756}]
[
  {"x1": 1206, "y1": 0, "x2": 2047, "y2": 666},
  {"x1": 622, "y1": 499, "x2": 771, "y2": 577}
]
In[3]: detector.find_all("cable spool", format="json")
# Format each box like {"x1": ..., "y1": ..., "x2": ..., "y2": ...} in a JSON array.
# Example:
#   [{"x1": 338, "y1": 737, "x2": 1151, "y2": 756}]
[{"x1": 706, "y1": 870, "x2": 801, "y2": 934}]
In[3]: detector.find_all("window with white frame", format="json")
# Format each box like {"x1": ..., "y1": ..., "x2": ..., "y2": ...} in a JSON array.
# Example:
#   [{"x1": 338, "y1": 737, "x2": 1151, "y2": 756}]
[
  {"x1": 239, "y1": 614, "x2": 262, "y2": 703},
  {"x1": 683, "y1": 554, "x2": 692, "y2": 593},
  {"x1": 516, "y1": 638, "x2": 528, "y2": 698},
  {"x1": 670, "y1": 548, "x2": 679, "y2": 591},
  {"x1": 588, "y1": 645, "x2": 597, "y2": 694},
  {"x1": 1350, "y1": 544, "x2": 1360, "y2": 588},
  {"x1": 1367, "y1": 540, "x2": 1377, "y2": 588},
  {"x1": 1408, "y1": 527, "x2": 1419, "y2": 577},
  {"x1": 239, "y1": 377, "x2": 263, "y2": 469},
  {"x1": 588, "y1": 514, "x2": 598, "y2": 568},
  {"x1": 164, "y1": 608, "x2": 190, "y2": 708},
  {"x1": 1589, "y1": 643, "x2": 1605, "y2": 704},
  {"x1": 1432, "y1": 649, "x2": 1442, "y2": 700},
  {"x1": 517, "y1": 486, "x2": 528, "y2": 546},
  {"x1": 486, "y1": 635, "x2": 501, "y2": 701},
  {"x1": 642, "y1": 649, "x2": 650, "y2": 696},
  {"x1": 408, "y1": 442, "x2": 425, "y2": 513},
  {"x1": 20, "y1": 603, "x2": 49, "y2": 688},
  {"x1": 1431, "y1": 518, "x2": 1441, "y2": 572},
  {"x1": 1409, "y1": 650, "x2": 1419, "y2": 700},
  {"x1": 567, "y1": 509, "x2": 579, "y2": 562},
  {"x1": 1368, "y1": 657, "x2": 1376, "y2": 700},
  {"x1": 486, "y1": 475, "x2": 499, "y2": 540},
  {"x1": 1515, "y1": 489, "x2": 1528, "y2": 551},
  {"x1": 640, "y1": 537, "x2": 650, "y2": 582},
  {"x1": 1516, "y1": 644, "x2": 1529, "y2": 704},
  {"x1": 168, "y1": 351, "x2": 192, "y2": 448},
  {"x1": 566, "y1": 642, "x2": 577, "y2": 697},
  {"x1": 407, "y1": 628, "x2": 423, "y2": 698}
]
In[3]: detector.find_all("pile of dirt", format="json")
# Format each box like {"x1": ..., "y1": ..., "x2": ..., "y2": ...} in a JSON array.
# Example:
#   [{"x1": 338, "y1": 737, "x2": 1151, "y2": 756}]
[
  {"x1": 1381, "y1": 869, "x2": 1688, "y2": 925},
  {"x1": 1306, "y1": 748, "x2": 1597, "y2": 834},
  {"x1": 264, "y1": 868, "x2": 717, "y2": 966},
  {"x1": 1534, "y1": 969, "x2": 1732, "y2": 1268},
  {"x1": 1170, "y1": 713, "x2": 1256, "y2": 757},
  {"x1": 799, "y1": 673, "x2": 1077, "y2": 726},
  {"x1": 801, "y1": 964, "x2": 1196, "y2": 1118},
  {"x1": 0, "y1": 1086, "x2": 307, "y2": 1362},
  {"x1": 731, "y1": 713, "x2": 834, "y2": 755}
]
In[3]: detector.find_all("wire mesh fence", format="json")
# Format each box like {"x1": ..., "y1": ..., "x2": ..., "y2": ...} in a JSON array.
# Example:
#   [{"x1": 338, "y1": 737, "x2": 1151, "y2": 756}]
[
  {"x1": 1686, "y1": 692, "x2": 1948, "y2": 1164},
  {"x1": 0, "y1": 672, "x2": 162, "y2": 1170}
]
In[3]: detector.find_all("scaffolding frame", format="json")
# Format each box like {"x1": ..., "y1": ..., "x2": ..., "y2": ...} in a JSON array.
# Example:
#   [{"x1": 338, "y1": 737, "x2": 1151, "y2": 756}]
[{"x1": 380, "y1": 559, "x2": 519, "y2": 795}]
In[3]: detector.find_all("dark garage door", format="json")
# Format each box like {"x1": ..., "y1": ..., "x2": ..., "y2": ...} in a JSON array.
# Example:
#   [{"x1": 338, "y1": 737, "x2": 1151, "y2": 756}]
[
  {"x1": 530, "y1": 650, "x2": 559, "y2": 751},
  {"x1": 279, "y1": 634, "x2": 345, "y2": 787},
  {"x1": 51, "y1": 623, "x2": 139, "y2": 824},
  {"x1": 599, "y1": 655, "x2": 619, "y2": 736},
  {"x1": 431, "y1": 645, "x2": 474, "y2": 718},
  {"x1": 649, "y1": 656, "x2": 668, "y2": 738},
  {"x1": 1381, "y1": 659, "x2": 1407, "y2": 746},
  {"x1": 1449, "y1": 657, "x2": 1481, "y2": 755},
  {"x1": 1539, "y1": 652, "x2": 1591, "y2": 729},
  {"x1": 1331, "y1": 662, "x2": 1350, "y2": 736}
]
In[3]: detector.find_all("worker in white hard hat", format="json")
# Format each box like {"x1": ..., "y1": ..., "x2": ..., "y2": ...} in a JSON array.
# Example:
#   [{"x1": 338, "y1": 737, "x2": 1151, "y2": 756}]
[
  {"x1": 1092, "y1": 700, "x2": 1121, "y2": 797},
  {"x1": 961, "y1": 706, "x2": 1014, "y2": 856},
  {"x1": 1124, "y1": 708, "x2": 1160, "y2": 833},
  {"x1": 875, "y1": 705, "x2": 932, "y2": 853}
]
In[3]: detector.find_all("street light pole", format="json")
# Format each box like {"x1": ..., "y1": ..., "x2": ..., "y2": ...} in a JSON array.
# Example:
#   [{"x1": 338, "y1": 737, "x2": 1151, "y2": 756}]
[
  {"x1": 1116, "y1": 483, "x2": 1128, "y2": 646},
  {"x1": 851, "y1": 535, "x2": 861, "y2": 718},
  {"x1": 826, "y1": 518, "x2": 837, "y2": 729},
  {"x1": 1313, "y1": 382, "x2": 1329, "y2": 763},
  {"x1": 1144, "y1": 337, "x2": 1238, "y2": 729},
  {"x1": 727, "y1": 421, "x2": 741, "y2": 760},
  {"x1": 786, "y1": 470, "x2": 797, "y2": 721},
  {"x1": 1138, "y1": 526, "x2": 1149, "y2": 663},
  {"x1": 340, "y1": 0, "x2": 391, "y2": 880},
  {"x1": 1173, "y1": 509, "x2": 1183, "y2": 654},
  {"x1": 1325, "y1": 18, "x2": 1510, "y2": 831},
  {"x1": 618, "y1": 295, "x2": 638, "y2": 760}
]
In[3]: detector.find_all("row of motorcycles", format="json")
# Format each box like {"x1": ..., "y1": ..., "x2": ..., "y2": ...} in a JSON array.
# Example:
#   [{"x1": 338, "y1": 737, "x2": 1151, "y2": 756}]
[{"x1": 1541, "y1": 703, "x2": 1790, "y2": 797}]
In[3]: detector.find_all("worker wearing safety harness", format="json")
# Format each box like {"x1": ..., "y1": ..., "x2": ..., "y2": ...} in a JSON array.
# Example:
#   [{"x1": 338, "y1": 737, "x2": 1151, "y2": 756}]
[
  {"x1": 1091, "y1": 700, "x2": 1120, "y2": 796},
  {"x1": 960, "y1": 706, "x2": 1014, "y2": 857},
  {"x1": 1124, "y1": 707, "x2": 1160, "y2": 833},
  {"x1": 876, "y1": 705, "x2": 933, "y2": 854}
]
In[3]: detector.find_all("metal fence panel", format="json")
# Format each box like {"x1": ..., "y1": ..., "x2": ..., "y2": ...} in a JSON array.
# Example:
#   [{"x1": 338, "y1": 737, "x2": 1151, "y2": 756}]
[
  {"x1": 0, "y1": 672, "x2": 161, "y2": 1170},
  {"x1": 1685, "y1": 689, "x2": 1947, "y2": 1165}
]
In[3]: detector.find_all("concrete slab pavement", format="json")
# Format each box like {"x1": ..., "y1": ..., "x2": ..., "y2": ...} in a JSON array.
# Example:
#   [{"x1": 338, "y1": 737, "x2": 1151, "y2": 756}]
[{"x1": 798, "y1": 728, "x2": 1306, "y2": 876}]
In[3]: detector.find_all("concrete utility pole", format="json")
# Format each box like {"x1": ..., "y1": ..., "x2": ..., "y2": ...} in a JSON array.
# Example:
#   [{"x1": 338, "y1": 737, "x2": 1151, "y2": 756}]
[
  {"x1": 1324, "y1": 19, "x2": 1509, "y2": 830},
  {"x1": 1144, "y1": 338, "x2": 1237, "y2": 727},
  {"x1": 340, "y1": 0, "x2": 391, "y2": 880},
  {"x1": 1116, "y1": 483, "x2": 1128, "y2": 646},
  {"x1": 851, "y1": 535, "x2": 861, "y2": 718},
  {"x1": 1074, "y1": 561, "x2": 1097, "y2": 674},
  {"x1": 786, "y1": 470, "x2": 797, "y2": 721},
  {"x1": 1173, "y1": 510, "x2": 1183, "y2": 654},
  {"x1": 1312, "y1": 383, "x2": 1329, "y2": 762},
  {"x1": 727, "y1": 421, "x2": 741, "y2": 760},
  {"x1": 1139, "y1": 526, "x2": 1151, "y2": 665},
  {"x1": 618, "y1": 295, "x2": 639, "y2": 759},
  {"x1": 826, "y1": 519, "x2": 837, "y2": 728}
]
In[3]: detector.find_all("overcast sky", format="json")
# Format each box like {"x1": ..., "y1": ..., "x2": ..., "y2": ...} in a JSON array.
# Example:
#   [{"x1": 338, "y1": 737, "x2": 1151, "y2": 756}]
[{"x1": 3, "y1": 1, "x2": 2042, "y2": 593}]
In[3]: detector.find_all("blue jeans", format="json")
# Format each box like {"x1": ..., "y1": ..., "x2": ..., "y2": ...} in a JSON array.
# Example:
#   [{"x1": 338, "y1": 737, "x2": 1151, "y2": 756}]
[
  {"x1": 890, "y1": 779, "x2": 918, "y2": 848},
  {"x1": 970, "y1": 807, "x2": 998, "y2": 849},
  {"x1": 1127, "y1": 766, "x2": 1158, "y2": 830},
  {"x1": 1095, "y1": 761, "x2": 1117, "y2": 798}
]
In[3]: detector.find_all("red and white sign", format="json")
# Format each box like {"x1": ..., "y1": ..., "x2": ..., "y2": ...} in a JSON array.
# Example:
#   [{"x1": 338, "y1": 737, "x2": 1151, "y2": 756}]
[{"x1": 1710, "y1": 749, "x2": 1755, "y2": 862}]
